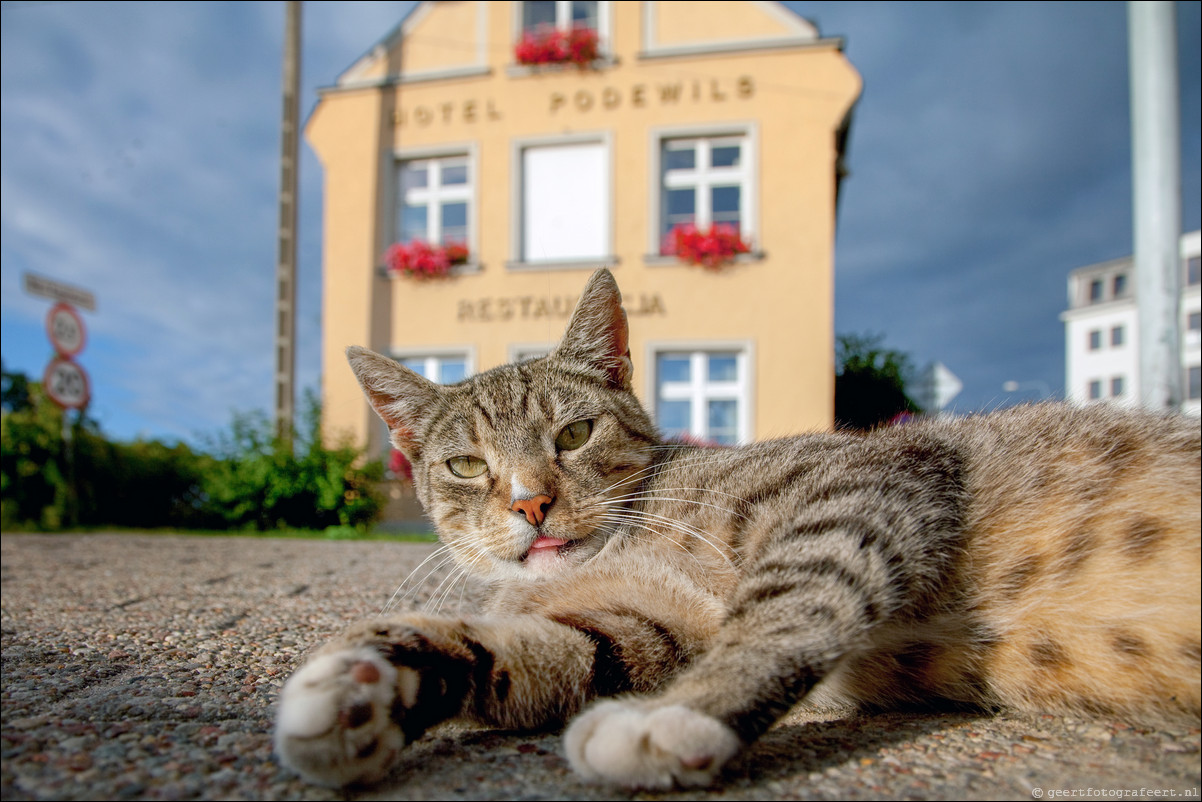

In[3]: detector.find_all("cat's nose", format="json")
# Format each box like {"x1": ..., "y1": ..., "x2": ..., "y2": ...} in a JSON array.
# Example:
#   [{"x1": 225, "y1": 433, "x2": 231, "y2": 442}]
[{"x1": 511, "y1": 494, "x2": 554, "y2": 527}]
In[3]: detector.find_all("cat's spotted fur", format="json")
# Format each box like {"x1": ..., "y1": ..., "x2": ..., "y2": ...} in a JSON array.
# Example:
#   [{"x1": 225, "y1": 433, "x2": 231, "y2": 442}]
[{"x1": 275, "y1": 268, "x2": 1200, "y2": 789}]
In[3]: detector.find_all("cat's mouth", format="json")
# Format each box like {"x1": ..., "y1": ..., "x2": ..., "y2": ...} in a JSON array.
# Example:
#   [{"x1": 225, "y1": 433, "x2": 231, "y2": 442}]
[{"x1": 521, "y1": 535, "x2": 576, "y2": 569}]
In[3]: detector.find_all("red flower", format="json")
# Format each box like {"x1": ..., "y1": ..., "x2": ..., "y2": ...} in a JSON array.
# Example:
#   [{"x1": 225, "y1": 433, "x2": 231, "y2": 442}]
[
  {"x1": 515, "y1": 24, "x2": 598, "y2": 67},
  {"x1": 665, "y1": 223, "x2": 750, "y2": 269},
  {"x1": 384, "y1": 240, "x2": 469, "y2": 279},
  {"x1": 388, "y1": 449, "x2": 413, "y2": 482}
]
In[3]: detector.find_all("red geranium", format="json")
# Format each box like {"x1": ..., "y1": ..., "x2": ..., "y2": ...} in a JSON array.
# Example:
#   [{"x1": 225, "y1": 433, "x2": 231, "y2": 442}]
[
  {"x1": 665, "y1": 223, "x2": 751, "y2": 269},
  {"x1": 389, "y1": 449, "x2": 413, "y2": 482},
  {"x1": 385, "y1": 240, "x2": 469, "y2": 279},
  {"x1": 515, "y1": 25, "x2": 598, "y2": 67}
]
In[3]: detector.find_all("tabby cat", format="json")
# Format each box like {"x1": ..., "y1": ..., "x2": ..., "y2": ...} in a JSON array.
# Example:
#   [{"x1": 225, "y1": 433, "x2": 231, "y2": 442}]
[{"x1": 274, "y1": 268, "x2": 1200, "y2": 789}]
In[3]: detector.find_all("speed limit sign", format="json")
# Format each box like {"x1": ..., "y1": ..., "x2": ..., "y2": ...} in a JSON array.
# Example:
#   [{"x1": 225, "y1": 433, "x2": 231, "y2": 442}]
[
  {"x1": 46, "y1": 302, "x2": 86, "y2": 357},
  {"x1": 43, "y1": 356, "x2": 91, "y2": 410}
]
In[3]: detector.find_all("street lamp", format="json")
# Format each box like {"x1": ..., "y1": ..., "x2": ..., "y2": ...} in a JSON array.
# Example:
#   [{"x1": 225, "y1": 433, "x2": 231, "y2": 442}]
[{"x1": 1002, "y1": 380, "x2": 1052, "y2": 399}]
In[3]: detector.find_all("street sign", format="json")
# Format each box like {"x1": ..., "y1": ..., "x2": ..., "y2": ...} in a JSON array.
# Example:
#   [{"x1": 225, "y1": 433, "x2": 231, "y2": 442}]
[
  {"x1": 916, "y1": 361, "x2": 963, "y2": 413},
  {"x1": 23, "y1": 272, "x2": 96, "y2": 312},
  {"x1": 46, "y1": 302, "x2": 86, "y2": 357},
  {"x1": 43, "y1": 357, "x2": 91, "y2": 410}
]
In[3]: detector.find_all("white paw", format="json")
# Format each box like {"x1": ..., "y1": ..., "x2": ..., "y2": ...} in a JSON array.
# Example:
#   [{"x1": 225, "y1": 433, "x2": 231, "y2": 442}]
[
  {"x1": 274, "y1": 647, "x2": 415, "y2": 787},
  {"x1": 563, "y1": 700, "x2": 741, "y2": 789}
]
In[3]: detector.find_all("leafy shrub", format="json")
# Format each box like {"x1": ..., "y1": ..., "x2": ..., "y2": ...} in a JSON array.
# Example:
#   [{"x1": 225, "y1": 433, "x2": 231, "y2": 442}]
[{"x1": 2, "y1": 363, "x2": 381, "y2": 532}]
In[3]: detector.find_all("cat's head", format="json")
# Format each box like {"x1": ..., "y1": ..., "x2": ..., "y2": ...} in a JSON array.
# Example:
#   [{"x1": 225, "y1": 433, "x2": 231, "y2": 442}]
[{"x1": 347, "y1": 269, "x2": 660, "y2": 583}]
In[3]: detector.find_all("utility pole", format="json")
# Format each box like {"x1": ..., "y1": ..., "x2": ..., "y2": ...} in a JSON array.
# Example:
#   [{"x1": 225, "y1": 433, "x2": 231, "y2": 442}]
[
  {"x1": 275, "y1": 1, "x2": 302, "y2": 445},
  {"x1": 1129, "y1": 1, "x2": 1182, "y2": 409}
]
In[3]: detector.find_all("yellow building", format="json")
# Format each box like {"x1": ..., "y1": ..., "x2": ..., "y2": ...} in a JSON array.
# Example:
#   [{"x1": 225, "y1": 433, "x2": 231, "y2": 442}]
[{"x1": 309, "y1": 0, "x2": 861, "y2": 462}]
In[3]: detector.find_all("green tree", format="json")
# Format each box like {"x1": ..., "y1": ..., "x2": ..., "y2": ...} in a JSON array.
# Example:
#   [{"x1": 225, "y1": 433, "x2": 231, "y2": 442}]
[
  {"x1": 197, "y1": 392, "x2": 382, "y2": 531},
  {"x1": 834, "y1": 333, "x2": 921, "y2": 431},
  {"x1": 3, "y1": 361, "x2": 381, "y2": 532}
]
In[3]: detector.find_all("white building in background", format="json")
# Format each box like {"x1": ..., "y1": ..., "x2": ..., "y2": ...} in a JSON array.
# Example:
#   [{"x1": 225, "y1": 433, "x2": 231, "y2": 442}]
[{"x1": 1061, "y1": 229, "x2": 1201, "y2": 415}]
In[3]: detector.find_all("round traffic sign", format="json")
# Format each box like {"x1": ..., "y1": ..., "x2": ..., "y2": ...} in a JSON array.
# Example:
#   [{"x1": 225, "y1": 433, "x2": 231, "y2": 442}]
[
  {"x1": 43, "y1": 357, "x2": 91, "y2": 410},
  {"x1": 46, "y1": 302, "x2": 86, "y2": 357}
]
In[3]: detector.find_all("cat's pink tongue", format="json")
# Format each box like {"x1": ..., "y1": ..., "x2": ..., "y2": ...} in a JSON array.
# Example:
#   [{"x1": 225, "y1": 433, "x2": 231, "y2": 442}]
[{"x1": 530, "y1": 536, "x2": 567, "y2": 551}]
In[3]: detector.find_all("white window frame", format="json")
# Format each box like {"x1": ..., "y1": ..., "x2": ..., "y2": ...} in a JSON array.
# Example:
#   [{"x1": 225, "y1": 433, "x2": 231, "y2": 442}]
[
  {"x1": 647, "y1": 122, "x2": 758, "y2": 259},
  {"x1": 509, "y1": 132, "x2": 615, "y2": 269},
  {"x1": 390, "y1": 347, "x2": 476, "y2": 385},
  {"x1": 389, "y1": 144, "x2": 479, "y2": 270},
  {"x1": 645, "y1": 342, "x2": 754, "y2": 445},
  {"x1": 514, "y1": 1, "x2": 612, "y2": 52}
]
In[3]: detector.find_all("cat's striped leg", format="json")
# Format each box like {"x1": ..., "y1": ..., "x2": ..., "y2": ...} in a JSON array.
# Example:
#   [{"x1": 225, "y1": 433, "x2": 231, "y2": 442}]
[
  {"x1": 274, "y1": 602, "x2": 713, "y2": 787},
  {"x1": 274, "y1": 612, "x2": 602, "y2": 786},
  {"x1": 566, "y1": 440, "x2": 966, "y2": 789}
]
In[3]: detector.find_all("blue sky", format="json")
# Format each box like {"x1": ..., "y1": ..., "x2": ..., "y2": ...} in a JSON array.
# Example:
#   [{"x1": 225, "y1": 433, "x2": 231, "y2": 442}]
[{"x1": 2, "y1": 1, "x2": 1199, "y2": 445}]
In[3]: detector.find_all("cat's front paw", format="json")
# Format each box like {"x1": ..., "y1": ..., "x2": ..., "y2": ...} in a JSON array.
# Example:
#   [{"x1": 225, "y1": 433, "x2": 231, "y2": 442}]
[
  {"x1": 274, "y1": 647, "x2": 414, "y2": 787},
  {"x1": 563, "y1": 700, "x2": 741, "y2": 789}
]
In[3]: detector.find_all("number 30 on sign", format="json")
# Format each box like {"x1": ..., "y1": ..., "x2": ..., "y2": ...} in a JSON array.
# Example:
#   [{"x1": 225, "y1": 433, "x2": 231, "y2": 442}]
[{"x1": 43, "y1": 357, "x2": 90, "y2": 410}]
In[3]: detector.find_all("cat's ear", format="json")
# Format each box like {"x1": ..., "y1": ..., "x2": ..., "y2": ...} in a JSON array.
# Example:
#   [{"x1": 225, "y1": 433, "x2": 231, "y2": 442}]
[
  {"x1": 345, "y1": 346, "x2": 441, "y2": 457},
  {"x1": 554, "y1": 268, "x2": 633, "y2": 389}
]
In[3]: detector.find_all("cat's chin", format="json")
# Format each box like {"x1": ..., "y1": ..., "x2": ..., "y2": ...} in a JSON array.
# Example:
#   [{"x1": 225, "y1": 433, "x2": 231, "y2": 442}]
[{"x1": 521, "y1": 537, "x2": 576, "y2": 574}]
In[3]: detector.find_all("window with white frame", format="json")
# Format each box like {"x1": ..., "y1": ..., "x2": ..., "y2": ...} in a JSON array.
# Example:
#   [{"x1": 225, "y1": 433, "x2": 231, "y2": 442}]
[
  {"x1": 397, "y1": 155, "x2": 471, "y2": 247},
  {"x1": 1088, "y1": 379, "x2": 1103, "y2": 400},
  {"x1": 398, "y1": 354, "x2": 469, "y2": 385},
  {"x1": 654, "y1": 350, "x2": 748, "y2": 445},
  {"x1": 1088, "y1": 329, "x2": 1102, "y2": 350},
  {"x1": 1110, "y1": 325, "x2": 1125, "y2": 347},
  {"x1": 519, "y1": 140, "x2": 609, "y2": 263},
  {"x1": 1110, "y1": 375, "x2": 1125, "y2": 398},
  {"x1": 659, "y1": 135, "x2": 751, "y2": 253},
  {"x1": 521, "y1": 0, "x2": 599, "y2": 34}
]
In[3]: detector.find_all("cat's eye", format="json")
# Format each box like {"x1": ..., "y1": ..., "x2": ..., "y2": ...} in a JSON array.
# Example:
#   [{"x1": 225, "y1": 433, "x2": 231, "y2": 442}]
[
  {"x1": 447, "y1": 455, "x2": 488, "y2": 478},
  {"x1": 555, "y1": 419, "x2": 593, "y2": 451}
]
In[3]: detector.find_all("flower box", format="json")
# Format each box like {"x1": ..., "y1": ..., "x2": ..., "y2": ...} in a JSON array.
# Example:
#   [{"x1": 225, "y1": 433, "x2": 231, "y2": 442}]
[
  {"x1": 384, "y1": 240, "x2": 469, "y2": 279},
  {"x1": 665, "y1": 223, "x2": 751, "y2": 269},
  {"x1": 515, "y1": 25, "x2": 599, "y2": 68}
]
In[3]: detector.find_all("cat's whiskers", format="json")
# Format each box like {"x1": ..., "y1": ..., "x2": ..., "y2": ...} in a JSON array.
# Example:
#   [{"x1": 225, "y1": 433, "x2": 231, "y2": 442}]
[
  {"x1": 594, "y1": 504, "x2": 737, "y2": 569},
  {"x1": 595, "y1": 511, "x2": 717, "y2": 575},
  {"x1": 382, "y1": 543, "x2": 458, "y2": 614},
  {"x1": 602, "y1": 487, "x2": 752, "y2": 522},
  {"x1": 427, "y1": 559, "x2": 479, "y2": 614}
]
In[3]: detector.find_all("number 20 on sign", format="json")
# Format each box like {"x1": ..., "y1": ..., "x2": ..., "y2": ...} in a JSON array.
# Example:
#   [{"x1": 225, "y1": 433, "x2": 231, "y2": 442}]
[{"x1": 44, "y1": 356, "x2": 90, "y2": 410}]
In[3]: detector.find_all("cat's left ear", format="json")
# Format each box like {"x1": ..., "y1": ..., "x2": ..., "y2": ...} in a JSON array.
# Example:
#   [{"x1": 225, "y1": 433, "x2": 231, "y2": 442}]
[
  {"x1": 554, "y1": 268, "x2": 632, "y2": 390},
  {"x1": 345, "y1": 346, "x2": 442, "y2": 460}
]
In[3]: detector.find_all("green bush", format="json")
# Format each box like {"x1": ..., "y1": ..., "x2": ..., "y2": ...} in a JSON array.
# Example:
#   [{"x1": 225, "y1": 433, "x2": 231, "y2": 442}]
[
  {"x1": 2, "y1": 363, "x2": 382, "y2": 532},
  {"x1": 198, "y1": 395, "x2": 383, "y2": 531}
]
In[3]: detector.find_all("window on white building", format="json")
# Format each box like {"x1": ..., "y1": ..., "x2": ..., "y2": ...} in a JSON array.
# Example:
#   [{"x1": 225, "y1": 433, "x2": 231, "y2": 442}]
[
  {"x1": 518, "y1": 139, "x2": 610, "y2": 264},
  {"x1": 1110, "y1": 376, "x2": 1125, "y2": 398},
  {"x1": 397, "y1": 156, "x2": 471, "y2": 246},
  {"x1": 1112, "y1": 273, "x2": 1129, "y2": 298},
  {"x1": 1088, "y1": 279, "x2": 1104, "y2": 304},
  {"x1": 659, "y1": 134, "x2": 752, "y2": 253},
  {"x1": 1187, "y1": 256, "x2": 1200, "y2": 287},
  {"x1": 1088, "y1": 379, "x2": 1103, "y2": 400},
  {"x1": 1189, "y1": 365, "x2": 1201, "y2": 401},
  {"x1": 1088, "y1": 329, "x2": 1102, "y2": 350},
  {"x1": 1110, "y1": 325, "x2": 1125, "y2": 347},
  {"x1": 654, "y1": 350, "x2": 748, "y2": 445}
]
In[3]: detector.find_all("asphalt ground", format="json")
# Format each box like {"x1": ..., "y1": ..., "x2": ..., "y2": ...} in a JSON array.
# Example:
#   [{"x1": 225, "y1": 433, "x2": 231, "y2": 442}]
[{"x1": 2, "y1": 532, "x2": 1199, "y2": 801}]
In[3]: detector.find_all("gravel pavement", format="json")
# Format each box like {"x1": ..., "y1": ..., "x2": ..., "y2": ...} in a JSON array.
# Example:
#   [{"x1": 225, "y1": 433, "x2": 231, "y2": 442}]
[{"x1": 2, "y1": 532, "x2": 1199, "y2": 801}]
